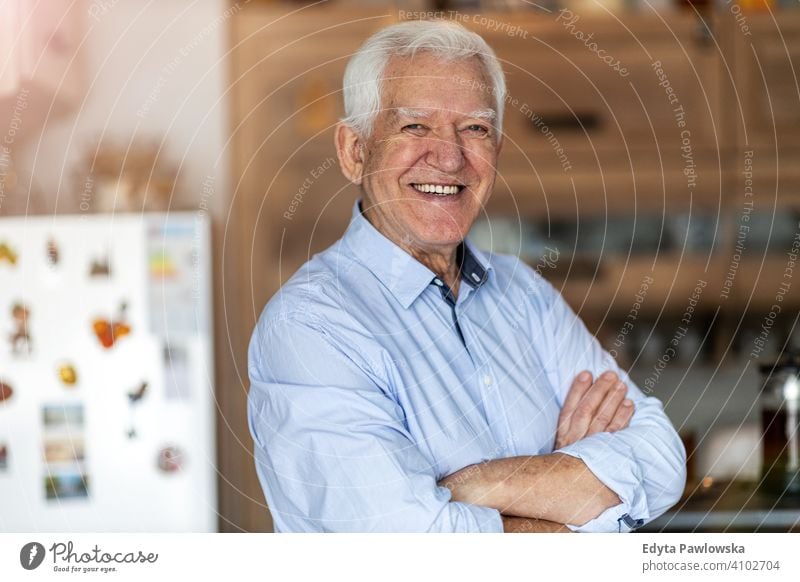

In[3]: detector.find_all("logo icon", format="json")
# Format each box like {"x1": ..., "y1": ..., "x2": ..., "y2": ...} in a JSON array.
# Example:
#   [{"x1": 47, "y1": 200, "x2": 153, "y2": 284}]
[{"x1": 20, "y1": 542, "x2": 46, "y2": 570}]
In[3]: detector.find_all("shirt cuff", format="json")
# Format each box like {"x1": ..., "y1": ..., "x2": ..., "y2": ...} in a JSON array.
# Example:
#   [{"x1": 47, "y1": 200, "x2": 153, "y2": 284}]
[
  {"x1": 554, "y1": 432, "x2": 650, "y2": 533},
  {"x1": 440, "y1": 484, "x2": 505, "y2": 532},
  {"x1": 463, "y1": 503, "x2": 505, "y2": 533}
]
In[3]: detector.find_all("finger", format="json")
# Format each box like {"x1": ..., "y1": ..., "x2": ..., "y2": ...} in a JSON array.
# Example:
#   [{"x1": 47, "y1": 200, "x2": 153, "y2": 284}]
[
  {"x1": 607, "y1": 399, "x2": 635, "y2": 432},
  {"x1": 587, "y1": 380, "x2": 627, "y2": 434},
  {"x1": 568, "y1": 370, "x2": 619, "y2": 439},
  {"x1": 558, "y1": 371, "x2": 616, "y2": 448},
  {"x1": 556, "y1": 371, "x2": 593, "y2": 446},
  {"x1": 558, "y1": 370, "x2": 593, "y2": 426}
]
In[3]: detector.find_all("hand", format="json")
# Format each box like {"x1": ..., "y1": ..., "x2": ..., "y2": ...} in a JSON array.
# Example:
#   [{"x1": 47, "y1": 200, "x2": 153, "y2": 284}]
[{"x1": 555, "y1": 370, "x2": 634, "y2": 449}]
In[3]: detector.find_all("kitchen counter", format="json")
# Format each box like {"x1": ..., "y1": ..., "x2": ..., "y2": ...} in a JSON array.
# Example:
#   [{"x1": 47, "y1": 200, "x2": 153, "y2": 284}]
[{"x1": 640, "y1": 481, "x2": 800, "y2": 533}]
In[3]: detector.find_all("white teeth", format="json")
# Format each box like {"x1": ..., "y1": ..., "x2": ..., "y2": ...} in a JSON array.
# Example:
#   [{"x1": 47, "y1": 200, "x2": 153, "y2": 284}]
[{"x1": 412, "y1": 184, "x2": 461, "y2": 195}]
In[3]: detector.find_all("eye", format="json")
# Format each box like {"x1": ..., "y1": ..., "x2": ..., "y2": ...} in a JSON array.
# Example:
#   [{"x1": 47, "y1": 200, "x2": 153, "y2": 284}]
[
  {"x1": 464, "y1": 124, "x2": 490, "y2": 136},
  {"x1": 402, "y1": 123, "x2": 428, "y2": 135}
]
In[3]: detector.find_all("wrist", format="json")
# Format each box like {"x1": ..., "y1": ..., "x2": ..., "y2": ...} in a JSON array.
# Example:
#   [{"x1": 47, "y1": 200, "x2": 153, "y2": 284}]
[{"x1": 441, "y1": 462, "x2": 494, "y2": 505}]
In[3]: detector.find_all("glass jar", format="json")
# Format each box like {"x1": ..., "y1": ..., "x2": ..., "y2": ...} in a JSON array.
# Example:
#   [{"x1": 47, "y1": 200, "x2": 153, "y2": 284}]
[{"x1": 759, "y1": 350, "x2": 800, "y2": 496}]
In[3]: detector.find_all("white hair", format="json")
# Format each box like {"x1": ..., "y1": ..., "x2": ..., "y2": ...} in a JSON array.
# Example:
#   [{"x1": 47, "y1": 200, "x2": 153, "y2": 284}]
[{"x1": 341, "y1": 20, "x2": 507, "y2": 138}]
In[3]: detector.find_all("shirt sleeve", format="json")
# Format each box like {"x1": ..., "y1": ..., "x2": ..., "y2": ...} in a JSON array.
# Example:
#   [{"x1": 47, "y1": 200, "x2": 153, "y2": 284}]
[
  {"x1": 531, "y1": 271, "x2": 687, "y2": 533},
  {"x1": 247, "y1": 313, "x2": 504, "y2": 533}
]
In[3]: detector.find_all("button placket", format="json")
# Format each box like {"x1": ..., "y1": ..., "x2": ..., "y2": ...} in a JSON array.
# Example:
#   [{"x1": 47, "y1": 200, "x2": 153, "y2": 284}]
[{"x1": 468, "y1": 332, "x2": 515, "y2": 455}]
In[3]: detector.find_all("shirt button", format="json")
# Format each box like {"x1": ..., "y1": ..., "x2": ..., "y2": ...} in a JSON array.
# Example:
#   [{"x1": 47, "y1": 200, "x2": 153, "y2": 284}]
[
  {"x1": 433, "y1": 278, "x2": 444, "y2": 287},
  {"x1": 482, "y1": 374, "x2": 493, "y2": 387}
]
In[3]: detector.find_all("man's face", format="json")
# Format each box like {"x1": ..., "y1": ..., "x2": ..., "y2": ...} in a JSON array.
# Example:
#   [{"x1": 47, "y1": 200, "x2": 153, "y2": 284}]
[{"x1": 356, "y1": 53, "x2": 501, "y2": 252}]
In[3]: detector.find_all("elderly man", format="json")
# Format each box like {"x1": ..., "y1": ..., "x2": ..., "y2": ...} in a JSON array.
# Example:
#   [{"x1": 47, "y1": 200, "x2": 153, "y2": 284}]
[{"x1": 247, "y1": 19, "x2": 686, "y2": 533}]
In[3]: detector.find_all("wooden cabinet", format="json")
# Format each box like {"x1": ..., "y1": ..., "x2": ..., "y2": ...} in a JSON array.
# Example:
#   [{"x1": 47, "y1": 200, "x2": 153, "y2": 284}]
[
  {"x1": 732, "y1": 13, "x2": 800, "y2": 150},
  {"x1": 475, "y1": 11, "x2": 725, "y2": 221},
  {"x1": 718, "y1": 12, "x2": 800, "y2": 311},
  {"x1": 495, "y1": 15, "x2": 722, "y2": 153}
]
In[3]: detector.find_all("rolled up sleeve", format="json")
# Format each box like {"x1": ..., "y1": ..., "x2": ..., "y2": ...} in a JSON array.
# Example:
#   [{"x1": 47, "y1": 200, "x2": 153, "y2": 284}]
[
  {"x1": 534, "y1": 274, "x2": 687, "y2": 533},
  {"x1": 247, "y1": 314, "x2": 503, "y2": 533}
]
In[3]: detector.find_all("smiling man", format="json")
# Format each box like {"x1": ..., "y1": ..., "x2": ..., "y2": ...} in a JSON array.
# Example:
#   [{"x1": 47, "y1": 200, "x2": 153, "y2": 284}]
[{"x1": 247, "y1": 20, "x2": 686, "y2": 533}]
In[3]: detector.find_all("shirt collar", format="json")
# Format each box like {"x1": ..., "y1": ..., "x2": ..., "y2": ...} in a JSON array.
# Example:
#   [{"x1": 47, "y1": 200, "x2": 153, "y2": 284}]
[{"x1": 342, "y1": 200, "x2": 493, "y2": 309}]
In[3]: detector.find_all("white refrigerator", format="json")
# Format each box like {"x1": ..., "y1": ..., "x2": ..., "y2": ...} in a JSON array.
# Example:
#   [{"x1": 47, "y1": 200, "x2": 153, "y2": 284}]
[{"x1": 0, "y1": 212, "x2": 216, "y2": 532}]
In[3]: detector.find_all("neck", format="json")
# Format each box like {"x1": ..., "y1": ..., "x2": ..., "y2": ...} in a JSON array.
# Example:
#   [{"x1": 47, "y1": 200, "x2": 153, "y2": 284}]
[
  {"x1": 408, "y1": 246, "x2": 461, "y2": 298},
  {"x1": 362, "y1": 204, "x2": 462, "y2": 297}
]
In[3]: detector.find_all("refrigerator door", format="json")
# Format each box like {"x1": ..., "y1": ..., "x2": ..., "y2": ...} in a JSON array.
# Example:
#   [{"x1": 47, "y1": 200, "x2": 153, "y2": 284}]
[{"x1": 0, "y1": 212, "x2": 216, "y2": 532}]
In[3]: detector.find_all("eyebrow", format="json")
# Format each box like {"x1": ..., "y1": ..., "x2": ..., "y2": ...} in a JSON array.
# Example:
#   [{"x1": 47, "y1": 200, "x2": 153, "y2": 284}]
[
  {"x1": 469, "y1": 108, "x2": 497, "y2": 121},
  {"x1": 394, "y1": 107, "x2": 497, "y2": 121},
  {"x1": 395, "y1": 107, "x2": 432, "y2": 119}
]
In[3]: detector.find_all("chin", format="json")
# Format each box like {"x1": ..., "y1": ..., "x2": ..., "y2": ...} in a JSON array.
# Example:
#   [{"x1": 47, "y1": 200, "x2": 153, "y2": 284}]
[
  {"x1": 417, "y1": 225, "x2": 469, "y2": 247},
  {"x1": 415, "y1": 209, "x2": 476, "y2": 240}
]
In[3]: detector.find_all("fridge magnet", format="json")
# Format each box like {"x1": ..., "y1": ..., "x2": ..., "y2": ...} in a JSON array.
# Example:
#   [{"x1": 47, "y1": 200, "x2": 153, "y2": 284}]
[
  {"x1": 45, "y1": 237, "x2": 60, "y2": 267},
  {"x1": 88, "y1": 254, "x2": 111, "y2": 277},
  {"x1": 0, "y1": 380, "x2": 13, "y2": 403},
  {"x1": 57, "y1": 363, "x2": 78, "y2": 387},
  {"x1": 127, "y1": 380, "x2": 147, "y2": 403},
  {"x1": 163, "y1": 343, "x2": 191, "y2": 400},
  {"x1": 44, "y1": 470, "x2": 89, "y2": 500},
  {"x1": 92, "y1": 302, "x2": 131, "y2": 349},
  {"x1": 9, "y1": 303, "x2": 32, "y2": 356},
  {"x1": 0, "y1": 443, "x2": 8, "y2": 471},
  {"x1": 125, "y1": 380, "x2": 148, "y2": 439},
  {"x1": 156, "y1": 445, "x2": 184, "y2": 473},
  {"x1": 0, "y1": 241, "x2": 18, "y2": 265},
  {"x1": 44, "y1": 437, "x2": 85, "y2": 464},
  {"x1": 149, "y1": 249, "x2": 177, "y2": 278},
  {"x1": 42, "y1": 404, "x2": 84, "y2": 431}
]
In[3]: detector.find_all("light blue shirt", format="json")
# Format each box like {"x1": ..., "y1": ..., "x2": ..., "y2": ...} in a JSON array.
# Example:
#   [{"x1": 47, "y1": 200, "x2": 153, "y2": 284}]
[{"x1": 247, "y1": 200, "x2": 686, "y2": 532}]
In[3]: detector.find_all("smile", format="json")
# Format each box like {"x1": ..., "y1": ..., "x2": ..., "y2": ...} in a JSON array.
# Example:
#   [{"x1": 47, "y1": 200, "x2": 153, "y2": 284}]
[{"x1": 410, "y1": 183, "x2": 465, "y2": 196}]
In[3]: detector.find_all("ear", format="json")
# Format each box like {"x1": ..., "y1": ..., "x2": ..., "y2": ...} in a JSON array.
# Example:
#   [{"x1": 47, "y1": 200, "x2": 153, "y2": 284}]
[{"x1": 335, "y1": 123, "x2": 365, "y2": 185}]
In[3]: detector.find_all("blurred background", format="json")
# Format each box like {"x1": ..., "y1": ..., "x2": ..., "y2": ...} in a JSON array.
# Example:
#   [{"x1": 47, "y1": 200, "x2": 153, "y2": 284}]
[{"x1": 1, "y1": 0, "x2": 799, "y2": 533}]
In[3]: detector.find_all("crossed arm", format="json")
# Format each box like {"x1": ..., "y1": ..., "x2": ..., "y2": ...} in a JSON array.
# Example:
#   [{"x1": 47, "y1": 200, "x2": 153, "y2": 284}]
[
  {"x1": 439, "y1": 370, "x2": 636, "y2": 533},
  {"x1": 249, "y1": 310, "x2": 686, "y2": 532}
]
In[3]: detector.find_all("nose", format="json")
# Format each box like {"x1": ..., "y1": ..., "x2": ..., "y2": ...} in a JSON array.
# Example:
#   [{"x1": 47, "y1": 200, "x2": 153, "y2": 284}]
[{"x1": 425, "y1": 128, "x2": 465, "y2": 174}]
